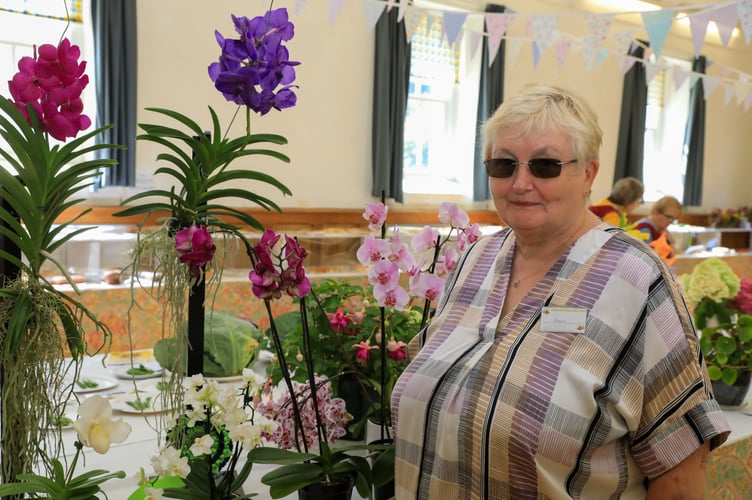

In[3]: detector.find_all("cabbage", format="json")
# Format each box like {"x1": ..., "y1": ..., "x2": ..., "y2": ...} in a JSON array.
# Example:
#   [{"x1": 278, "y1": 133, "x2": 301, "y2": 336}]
[{"x1": 154, "y1": 310, "x2": 261, "y2": 377}]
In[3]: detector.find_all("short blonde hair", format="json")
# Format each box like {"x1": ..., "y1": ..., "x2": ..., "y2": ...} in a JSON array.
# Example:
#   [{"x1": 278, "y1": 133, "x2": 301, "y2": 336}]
[
  {"x1": 482, "y1": 84, "x2": 603, "y2": 163},
  {"x1": 652, "y1": 195, "x2": 683, "y2": 216}
]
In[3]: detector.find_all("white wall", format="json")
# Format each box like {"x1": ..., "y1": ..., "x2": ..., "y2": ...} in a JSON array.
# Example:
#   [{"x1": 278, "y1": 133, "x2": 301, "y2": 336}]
[{"x1": 126, "y1": 0, "x2": 752, "y2": 212}]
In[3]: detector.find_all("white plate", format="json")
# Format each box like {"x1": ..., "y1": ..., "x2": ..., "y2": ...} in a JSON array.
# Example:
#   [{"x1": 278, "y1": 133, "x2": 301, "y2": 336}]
[
  {"x1": 110, "y1": 392, "x2": 169, "y2": 414},
  {"x1": 205, "y1": 375, "x2": 243, "y2": 383},
  {"x1": 113, "y1": 362, "x2": 164, "y2": 380},
  {"x1": 71, "y1": 376, "x2": 118, "y2": 394}
]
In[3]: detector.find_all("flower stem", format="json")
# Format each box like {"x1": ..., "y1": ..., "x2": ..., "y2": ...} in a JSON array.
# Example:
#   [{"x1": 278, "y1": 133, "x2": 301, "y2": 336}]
[{"x1": 263, "y1": 299, "x2": 308, "y2": 453}]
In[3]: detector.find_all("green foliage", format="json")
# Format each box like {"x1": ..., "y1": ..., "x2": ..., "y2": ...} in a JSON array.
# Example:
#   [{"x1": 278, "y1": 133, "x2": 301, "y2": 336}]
[
  {"x1": 246, "y1": 441, "x2": 392, "y2": 499},
  {"x1": 154, "y1": 310, "x2": 262, "y2": 377},
  {"x1": 0, "y1": 95, "x2": 122, "y2": 277},
  {"x1": 114, "y1": 106, "x2": 292, "y2": 235},
  {"x1": 699, "y1": 307, "x2": 752, "y2": 385},
  {"x1": 262, "y1": 279, "x2": 422, "y2": 415},
  {"x1": 0, "y1": 457, "x2": 126, "y2": 499}
]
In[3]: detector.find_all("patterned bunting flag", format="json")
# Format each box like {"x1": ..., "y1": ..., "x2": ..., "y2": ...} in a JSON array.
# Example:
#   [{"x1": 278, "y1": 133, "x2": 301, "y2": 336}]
[
  {"x1": 555, "y1": 38, "x2": 573, "y2": 73},
  {"x1": 485, "y1": 13, "x2": 512, "y2": 65},
  {"x1": 738, "y1": 0, "x2": 752, "y2": 44},
  {"x1": 529, "y1": 14, "x2": 559, "y2": 50},
  {"x1": 641, "y1": 9, "x2": 675, "y2": 58}
]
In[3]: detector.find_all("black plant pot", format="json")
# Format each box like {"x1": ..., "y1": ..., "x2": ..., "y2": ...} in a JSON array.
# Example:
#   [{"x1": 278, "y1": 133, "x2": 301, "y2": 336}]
[
  {"x1": 298, "y1": 476, "x2": 355, "y2": 500},
  {"x1": 711, "y1": 369, "x2": 752, "y2": 407}
]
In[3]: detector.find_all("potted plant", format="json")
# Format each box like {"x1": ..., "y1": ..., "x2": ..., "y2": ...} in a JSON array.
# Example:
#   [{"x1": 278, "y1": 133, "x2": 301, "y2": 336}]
[
  {"x1": 112, "y1": 5, "x2": 298, "y2": 421},
  {"x1": 234, "y1": 228, "x2": 387, "y2": 499},
  {"x1": 0, "y1": 37, "x2": 120, "y2": 487},
  {"x1": 678, "y1": 257, "x2": 752, "y2": 405}
]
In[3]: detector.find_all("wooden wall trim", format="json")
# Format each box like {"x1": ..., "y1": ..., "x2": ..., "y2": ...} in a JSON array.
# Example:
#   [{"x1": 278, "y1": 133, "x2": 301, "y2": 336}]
[{"x1": 57, "y1": 206, "x2": 506, "y2": 229}]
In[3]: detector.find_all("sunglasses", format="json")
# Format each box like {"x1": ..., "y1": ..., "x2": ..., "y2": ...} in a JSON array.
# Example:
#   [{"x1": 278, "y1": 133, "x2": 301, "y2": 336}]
[{"x1": 484, "y1": 158, "x2": 578, "y2": 179}]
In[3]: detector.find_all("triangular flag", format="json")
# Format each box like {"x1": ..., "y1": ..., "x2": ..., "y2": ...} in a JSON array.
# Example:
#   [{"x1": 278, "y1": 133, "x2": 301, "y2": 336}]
[
  {"x1": 469, "y1": 31, "x2": 482, "y2": 60},
  {"x1": 532, "y1": 40, "x2": 542, "y2": 68},
  {"x1": 620, "y1": 55, "x2": 638, "y2": 75},
  {"x1": 595, "y1": 47, "x2": 610, "y2": 68},
  {"x1": 724, "y1": 85, "x2": 735, "y2": 105},
  {"x1": 674, "y1": 68, "x2": 691, "y2": 90},
  {"x1": 701, "y1": 75, "x2": 722, "y2": 99},
  {"x1": 362, "y1": 0, "x2": 385, "y2": 32},
  {"x1": 735, "y1": 83, "x2": 747, "y2": 104},
  {"x1": 507, "y1": 39, "x2": 523, "y2": 68},
  {"x1": 442, "y1": 11, "x2": 467, "y2": 48},
  {"x1": 584, "y1": 13, "x2": 613, "y2": 71},
  {"x1": 530, "y1": 14, "x2": 559, "y2": 50},
  {"x1": 403, "y1": 8, "x2": 425, "y2": 43},
  {"x1": 644, "y1": 61, "x2": 661, "y2": 85},
  {"x1": 555, "y1": 38, "x2": 573, "y2": 73},
  {"x1": 641, "y1": 9, "x2": 675, "y2": 59},
  {"x1": 711, "y1": 3, "x2": 739, "y2": 47},
  {"x1": 329, "y1": 0, "x2": 345, "y2": 25},
  {"x1": 295, "y1": 0, "x2": 307, "y2": 16},
  {"x1": 744, "y1": 92, "x2": 752, "y2": 111},
  {"x1": 614, "y1": 30, "x2": 634, "y2": 57},
  {"x1": 737, "y1": 0, "x2": 752, "y2": 44},
  {"x1": 688, "y1": 10, "x2": 712, "y2": 56},
  {"x1": 485, "y1": 13, "x2": 512, "y2": 64},
  {"x1": 397, "y1": 0, "x2": 408, "y2": 23}
]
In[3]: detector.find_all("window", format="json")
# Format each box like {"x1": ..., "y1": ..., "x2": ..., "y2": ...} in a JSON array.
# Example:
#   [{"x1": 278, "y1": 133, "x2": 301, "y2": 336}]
[
  {"x1": 402, "y1": 6, "x2": 482, "y2": 200},
  {"x1": 642, "y1": 56, "x2": 692, "y2": 203}
]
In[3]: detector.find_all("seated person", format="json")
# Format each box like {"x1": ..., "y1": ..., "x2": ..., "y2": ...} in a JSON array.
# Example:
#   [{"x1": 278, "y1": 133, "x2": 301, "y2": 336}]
[
  {"x1": 588, "y1": 176, "x2": 644, "y2": 226},
  {"x1": 633, "y1": 195, "x2": 682, "y2": 243}
]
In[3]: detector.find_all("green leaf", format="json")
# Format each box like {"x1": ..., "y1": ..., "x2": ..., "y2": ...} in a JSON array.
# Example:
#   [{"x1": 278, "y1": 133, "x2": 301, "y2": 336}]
[{"x1": 721, "y1": 367, "x2": 739, "y2": 385}]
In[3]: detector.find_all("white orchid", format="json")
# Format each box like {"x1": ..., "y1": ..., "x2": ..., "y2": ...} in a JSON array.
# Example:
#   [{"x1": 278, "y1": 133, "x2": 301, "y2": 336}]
[{"x1": 71, "y1": 395, "x2": 132, "y2": 454}]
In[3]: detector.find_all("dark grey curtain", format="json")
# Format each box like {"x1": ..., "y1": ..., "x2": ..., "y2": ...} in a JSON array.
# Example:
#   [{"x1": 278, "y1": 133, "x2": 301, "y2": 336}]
[
  {"x1": 473, "y1": 4, "x2": 506, "y2": 202},
  {"x1": 682, "y1": 55, "x2": 706, "y2": 206},
  {"x1": 613, "y1": 42, "x2": 648, "y2": 182},
  {"x1": 91, "y1": 0, "x2": 137, "y2": 187},
  {"x1": 371, "y1": 3, "x2": 411, "y2": 203}
]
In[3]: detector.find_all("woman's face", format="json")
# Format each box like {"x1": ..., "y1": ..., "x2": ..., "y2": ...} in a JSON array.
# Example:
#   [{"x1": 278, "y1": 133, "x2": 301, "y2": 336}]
[{"x1": 488, "y1": 125, "x2": 598, "y2": 239}]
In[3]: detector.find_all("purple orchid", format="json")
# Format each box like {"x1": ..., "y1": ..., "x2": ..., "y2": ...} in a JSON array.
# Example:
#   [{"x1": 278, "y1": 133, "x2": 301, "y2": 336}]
[{"x1": 208, "y1": 8, "x2": 300, "y2": 115}]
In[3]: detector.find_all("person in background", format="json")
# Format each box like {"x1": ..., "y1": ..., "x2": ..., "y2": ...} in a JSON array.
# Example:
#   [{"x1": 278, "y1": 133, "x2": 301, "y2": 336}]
[
  {"x1": 588, "y1": 176, "x2": 644, "y2": 226},
  {"x1": 391, "y1": 84, "x2": 729, "y2": 499},
  {"x1": 633, "y1": 195, "x2": 682, "y2": 244}
]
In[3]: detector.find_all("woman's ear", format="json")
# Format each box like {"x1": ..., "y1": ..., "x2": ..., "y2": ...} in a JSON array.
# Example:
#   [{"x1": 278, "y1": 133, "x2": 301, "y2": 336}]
[{"x1": 585, "y1": 160, "x2": 599, "y2": 184}]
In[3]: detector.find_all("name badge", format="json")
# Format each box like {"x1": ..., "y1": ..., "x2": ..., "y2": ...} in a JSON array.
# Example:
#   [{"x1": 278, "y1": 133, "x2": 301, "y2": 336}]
[{"x1": 540, "y1": 307, "x2": 587, "y2": 333}]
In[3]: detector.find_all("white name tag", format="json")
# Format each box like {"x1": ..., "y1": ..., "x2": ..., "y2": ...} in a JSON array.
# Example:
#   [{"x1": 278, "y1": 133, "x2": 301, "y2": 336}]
[{"x1": 540, "y1": 307, "x2": 588, "y2": 333}]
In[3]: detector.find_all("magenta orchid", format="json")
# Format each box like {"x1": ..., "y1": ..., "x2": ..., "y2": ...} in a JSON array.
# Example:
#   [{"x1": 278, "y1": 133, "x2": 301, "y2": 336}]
[
  {"x1": 8, "y1": 38, "x2": 91, "y2": 141},
  {"x1": 174, "y1": 224, "x2": 217, "y2": 278},
  {"x1": 363, "y1": 203, "x2": 388, "y2": 231},
  {"x1": 249, "y1": 229, "x2": 311, "y2": 300}
]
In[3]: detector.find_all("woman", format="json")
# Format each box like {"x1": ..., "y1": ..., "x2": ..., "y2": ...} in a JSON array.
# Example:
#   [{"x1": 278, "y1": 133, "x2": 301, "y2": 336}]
[
  {"x1": 589, "y1": 176, "x2": 644, "y2": 226},
  {"x1": 391, "y1": 85, "x2": 729, "y2": 499},
  {"x1": 633, "y1": 195, "x2": 683, "y2": 244}
]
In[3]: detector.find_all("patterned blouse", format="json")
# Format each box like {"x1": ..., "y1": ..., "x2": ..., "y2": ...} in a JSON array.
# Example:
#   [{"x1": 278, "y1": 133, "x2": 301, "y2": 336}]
[{"x1": 391, "y1": 223, "x2": 730, "y2": 500}]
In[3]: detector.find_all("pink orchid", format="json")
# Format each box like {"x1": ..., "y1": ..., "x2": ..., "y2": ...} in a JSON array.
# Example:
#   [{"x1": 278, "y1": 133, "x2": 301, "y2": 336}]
[
  {"x1": 388, "y1": 229, "x2": 416, "y2": 271},
  {"x1": 352, "y1": 341, "x2": 379, "y2": 365},
  {"x1": 356, "y1": 235, "x2": 391, "y2": 265},
  {"x1": 410, "y1": 273, "x2": 445, "y2": 303},
  {"x1": 373, "y1": 283, "x2": 410, "y2": 310},
  {"x1": 368, "y1": 260, "x2": 400, "y2": 290},
  {"x1": 411, "y1": 226, "x2": 440, "y2": 253},
  {"x1": 435, "y1": 245, "x2": 459, "y2": 276},
  {"x1": 363, "y1": 202, "x2": 388, "y2": 231},
  {"x1": 438, "y1": 202, "x2": 470, "y2": 229}
]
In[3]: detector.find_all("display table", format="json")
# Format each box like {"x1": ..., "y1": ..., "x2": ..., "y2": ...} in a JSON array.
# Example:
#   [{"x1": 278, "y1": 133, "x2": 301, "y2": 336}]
[{"x1": 55, "y1": 355, "x2": 752, "y2": 499}]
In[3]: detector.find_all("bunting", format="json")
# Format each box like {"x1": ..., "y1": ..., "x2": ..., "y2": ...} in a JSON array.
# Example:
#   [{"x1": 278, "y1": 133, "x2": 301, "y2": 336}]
[{"x1": 289, "y1": 0, "x2": 752, "y2": 113}]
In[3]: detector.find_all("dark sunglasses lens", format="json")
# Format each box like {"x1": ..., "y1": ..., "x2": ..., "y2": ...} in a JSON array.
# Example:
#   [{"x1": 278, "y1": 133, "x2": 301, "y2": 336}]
[
  {"x1": 528, "y1": 159, "x2": 562, "y2": 178},
  {"x1": 485, "y1": 159, "x2": 516, "y2": 178}
]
